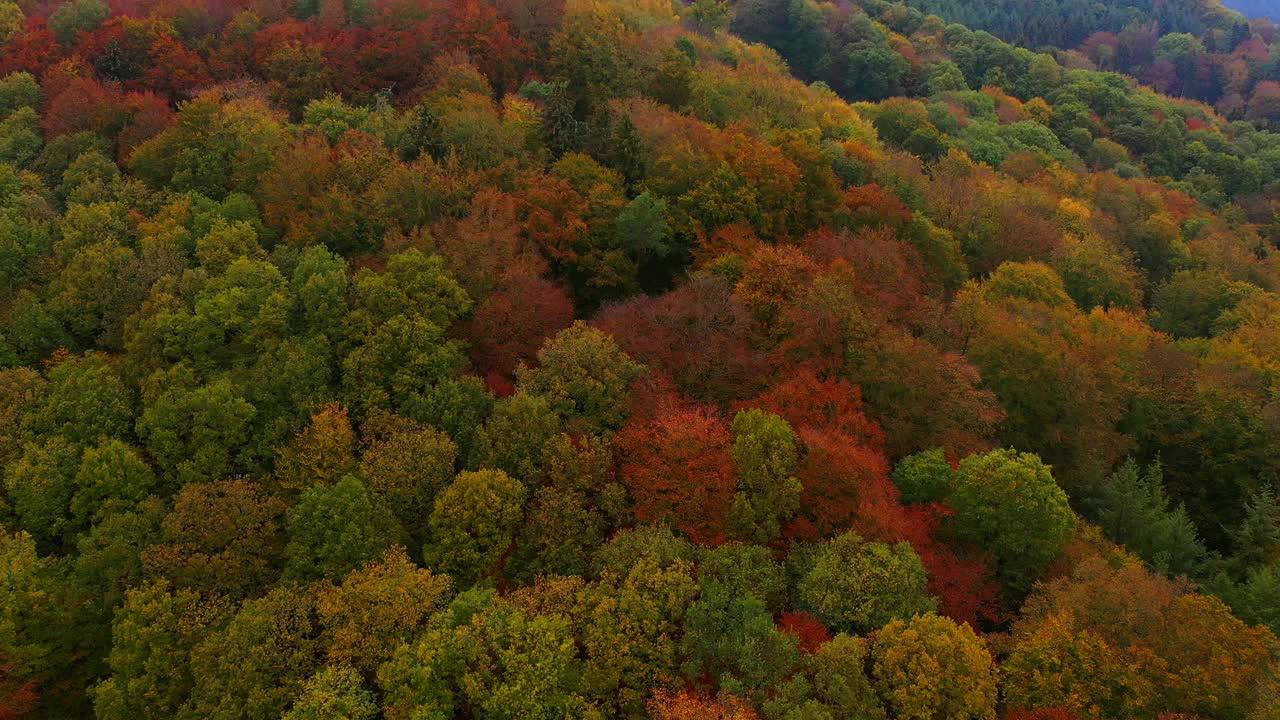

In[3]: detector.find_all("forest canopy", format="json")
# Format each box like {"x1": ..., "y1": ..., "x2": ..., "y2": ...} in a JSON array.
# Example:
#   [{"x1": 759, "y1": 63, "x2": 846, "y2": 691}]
[{"x1": 2, "y1": 0, "x2": 1280, "y2": 718}]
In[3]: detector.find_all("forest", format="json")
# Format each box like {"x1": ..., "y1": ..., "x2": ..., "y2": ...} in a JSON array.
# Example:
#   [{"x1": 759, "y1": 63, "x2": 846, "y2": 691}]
[{"x1": 1, "y1": 0, "x2": 1280, "y2": 717}]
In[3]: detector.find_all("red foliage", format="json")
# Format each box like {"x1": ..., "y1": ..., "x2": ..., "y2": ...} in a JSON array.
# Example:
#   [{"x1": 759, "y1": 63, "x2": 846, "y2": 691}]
[
  {"x1": 42, "y1": 76, "x2": 128, "y2": 139},
  {"x1": 0, "y1": 19, "x2": 62, "y2": 78},
  {"x1": 143, "y1": 34, "x2": 213, "y2": 99},
  {"x1": 616, "y1": 405, "x2": 736, "y2": 546},
  {"x1": 839, "y1": 183, "x2": 911, "y2": 229},
  {"x1": 117, "y1": 91, "x2": 176, "y2": 160},
  {"x1": 431, "y1": 0, "x2": 527, "y2": 92},
  {"x1": 741, "y1": 369, "x2": 884, "y2": 451},
  {"x1": 0, "y1": 659, "x2": 38, "y2": 720},
  {"x1": 462, "y1": 275, "x2": 575, "y2": 381},
  {"x1": 595, "y1": 278, "x2": 766, "y2": 404},
  {"x1": 897, "y1": 503, "x2": 1003, "y2": 627},
  {"x1": 649, "y1": 691, "x2": 760, "y2": 720},
  {"x1": 792, "y1": 427, "x2": 902, "y2": 542},
  {"x1": 778, "y1": 611, "x2": 831, "y2": 654}
]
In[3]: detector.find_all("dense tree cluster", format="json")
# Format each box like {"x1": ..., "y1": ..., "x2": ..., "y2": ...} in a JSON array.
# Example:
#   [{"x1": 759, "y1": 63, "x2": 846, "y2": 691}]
[{"x1": 1, "y1": 0, "x2": 1280, "y2": 718}]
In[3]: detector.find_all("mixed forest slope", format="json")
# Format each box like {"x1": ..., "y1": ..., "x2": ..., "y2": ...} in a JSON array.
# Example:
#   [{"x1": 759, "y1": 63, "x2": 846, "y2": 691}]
[{"x1": 0, "y1": 0, "x2": 1279, "y2": 718}]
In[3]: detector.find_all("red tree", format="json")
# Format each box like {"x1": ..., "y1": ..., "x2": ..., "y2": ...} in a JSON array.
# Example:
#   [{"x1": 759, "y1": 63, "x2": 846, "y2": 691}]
[{"x1": 617, "y1": 405, "x2": 736, "y2": 546}]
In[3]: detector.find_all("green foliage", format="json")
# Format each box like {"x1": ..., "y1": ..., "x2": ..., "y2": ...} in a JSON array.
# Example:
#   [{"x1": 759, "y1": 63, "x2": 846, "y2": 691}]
[
  {"x1": 358, "y1": 422, "x2": 457, "y2": 544},
  {"x1": 516, "y1": 322, "x2": 644, "y2": 434},
  {"x1": 763, "y1": 634, "x2": 886, "y2": 720},
  {"x1": 48, "y1": 0, "x2": 109, "y2": 45},
  {"x1": 423, "y1": 470, "x2": 527, "y2": 586},
  {"x1": 728, "y1": 409, "x2": 802, "y2": 543},
  {"x1": 797, "y1": 532, "x2": 935, "y2": 633},
  {"x1": 282, "y1": 665, "x2": 377, "y2": 720},
  {"x1": 24, "y1": 353, "x2": 133, "y2": 447},
  {"x1": 1086, "y1": 459, "x2": 1208, "y2": 578},
  {"x1": 950, "y1": 450, "x2": 1076, "y2": 594},
  {"x1": 4, "y1": 436, "x2": 81, "y2": 546},
  {"x1": 870, "y1": 613, "x2": 998, "y2": 720},
  {"x1": 93, "y1": 580, "x2": 227, "y2": 720},
  {"x1": 70, "y1": 439, "x2": 156, "y2": 530},
  {"x1": 136, "y1": 367, "x2": 256, "y2": 486},
  {"x1": 377, "y1": 590, "x2": 600, "y2": 720},
  {"x1": 891, "y1": 448, "x2": 953, "y2": 505},
  {"x1": 284, "y1": 475, "x2": 400, "y2": 581},
  {"x1": 182, "y1": 585, "x2": 322, "y2": 720}
]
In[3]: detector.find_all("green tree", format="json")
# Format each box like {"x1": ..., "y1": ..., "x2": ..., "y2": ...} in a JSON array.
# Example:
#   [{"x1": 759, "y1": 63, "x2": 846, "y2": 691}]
[
  {"x1": 357, "y1": 422, "x2": 457, "y2": 546},
  {"x1": 47, "y1": 0, "x2": 109, "y2": 44},
  {"x1": 70, "y1": 439, "x2": 156, "y2": 530},
  {"x1": 950, "y1": 449, "x2": 1075, "y2": 594},
  {"x1": 1086, "y1": 459, "x2": 1207, "y2": 578},
  {"x1": 92, "y1": 580, "x2": 228, "y2": 720},
  {"x1": 340, "y1": 313, "x2": 469, "y2": 420},
  {"x1": 282, "y1": 665, "x2": 377, "y2": 720},
  {"x1": 471, "y1": 392, "x2": 562, "y2": 481},
  {"x1": 869, "y1": 613, "x2": 997, "y2": 720},
  {"x1": 728, "y1": 409, "x2": 802, "y2": 543},
  {"x1": 763, "y1": 633, "x2": 886, "y2": 720},
  {"x1": 516, "y1": 321, "x2": 644, "y2": 434},
  {"x1": 797, "y1": 532, "x2": 935, "y2": 633},
  {"x1": 4, "y1": 436, "x2": 80, "y2": 547},
  {"x1": 136, "y1": 366, "x2": 257, "y2": 486},
  {"x1": 23, "y1": 352, "x2": 133, "y2": 447},
  {"x1": 284, "y1": 476, "x2": 400, "y2": 582},
  {"x1": 377, "y1": 590, "x2": 599, "y2": 720},
  {"x1": 891, "y1": 448, "x2": 953, "y2": 505},
  {"x1": 182, "y1": 586, "x2": 322, "y2": 720},
  {"x1": 681, "y1": 583, "x2": 800, "y2": 699},
  {"x1": 423, "y1": 470, "x2": 527, "y2": 586}
]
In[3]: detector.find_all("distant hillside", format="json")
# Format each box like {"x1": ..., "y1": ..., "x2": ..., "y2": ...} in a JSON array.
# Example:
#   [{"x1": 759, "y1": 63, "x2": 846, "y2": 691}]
[
  {"x1": 1225, "y1": 0, "x2": 1280, "y2": 21},
  {"x1": 901, "y1": 0, "x2": 1245, "y2": 48}
]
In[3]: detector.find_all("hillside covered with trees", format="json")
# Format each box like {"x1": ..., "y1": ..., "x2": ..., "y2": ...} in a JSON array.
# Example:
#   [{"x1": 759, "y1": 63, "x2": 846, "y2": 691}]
[{"x1": 1, "y1": 0, "x2": 1280, "y2": 718}]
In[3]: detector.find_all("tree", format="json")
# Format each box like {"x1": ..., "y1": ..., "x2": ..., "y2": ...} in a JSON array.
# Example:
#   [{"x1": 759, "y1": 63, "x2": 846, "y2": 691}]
[
  {"x1": 274, "y1": 403, "x2": 356, "y2": 493},
  {"x1": 182, "y1": 585, "x2": 322, "y2": 720},
  {"x1": 70, "y1": 439, "x2": 156, "y2": 530},
  {"x1": 4, "y1": 436, "x2": 80, "y2": 547},
  {"x1": 728, "y1": 409, "x2": 802, "y2": 543},
  {"x1": 92, "y1": 580, "x2": 228, "y2": 720},
  {"x1": 48, "y1": 0, "x2": 108, "y2": 45},
  {"x1": 1085, "y1": 459, "x2": 1207, "y2": 578},
  {"x1": 1003, "y1": 610, "x2": 1154, "y2": 719},
  {"x1": 891, "y1": 449, "x2": 953, "y2": 506},
  {"x1": 649, "y1": 691, "x2": 760, "y2": 720},
  {"x1": 617, "y1": 405, "x2": 737, "y2": 546},
  {"x1": 579, "y1": 550, "x2": 699, "y2": 715},
  {"x1": 284, "y1": 476, "x2": 400, "y2": 582},
  {"x1": 949, "y1": 450, "x2": 1075, "y2": 594},
  {"x1": 422, "y1": 470, "x2": 527, "y2": 586},
  {"x1": 869, "y1": 613, "x2": 997, "y2": 720},
  {"x1": 680, "y1": 583, "x2": 800, "y2": 698},
  {"x1": 316, "y1": 547, "x2": 451, "y2": 676},
  {"x1": 762, "y1": 633, "x2": 886, "y2": 720},
  {"x1": 23, "y1": 352, "x2": 132, "y2": 447},
  {"x1": 516, "y1": 321, "x2": 644, "y2": 434},
  {"x1": 136, "y1": 366, "x2": 257, "y2": 487},
  {"x1": 339, "y1": 313, "x2": 469, "y2": 421},
  {"x1": 282, "y1": 665, "x2": 376, "y2": 720},
  {"x1": 377, "y1": 590, "x2": 598, "y2": 720},
  {"x1": 796, "y1": 532, "x2": 936, "y2": 633},
  {"x1": 471, "y1": 392, "x2": 562, "y2": 482},
  {"x1": 142, "y1": 479, "x2": 286, "y2": 599},
  {"x1": 357, "y1": 422, "x2": 457, "y2": 546}
]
